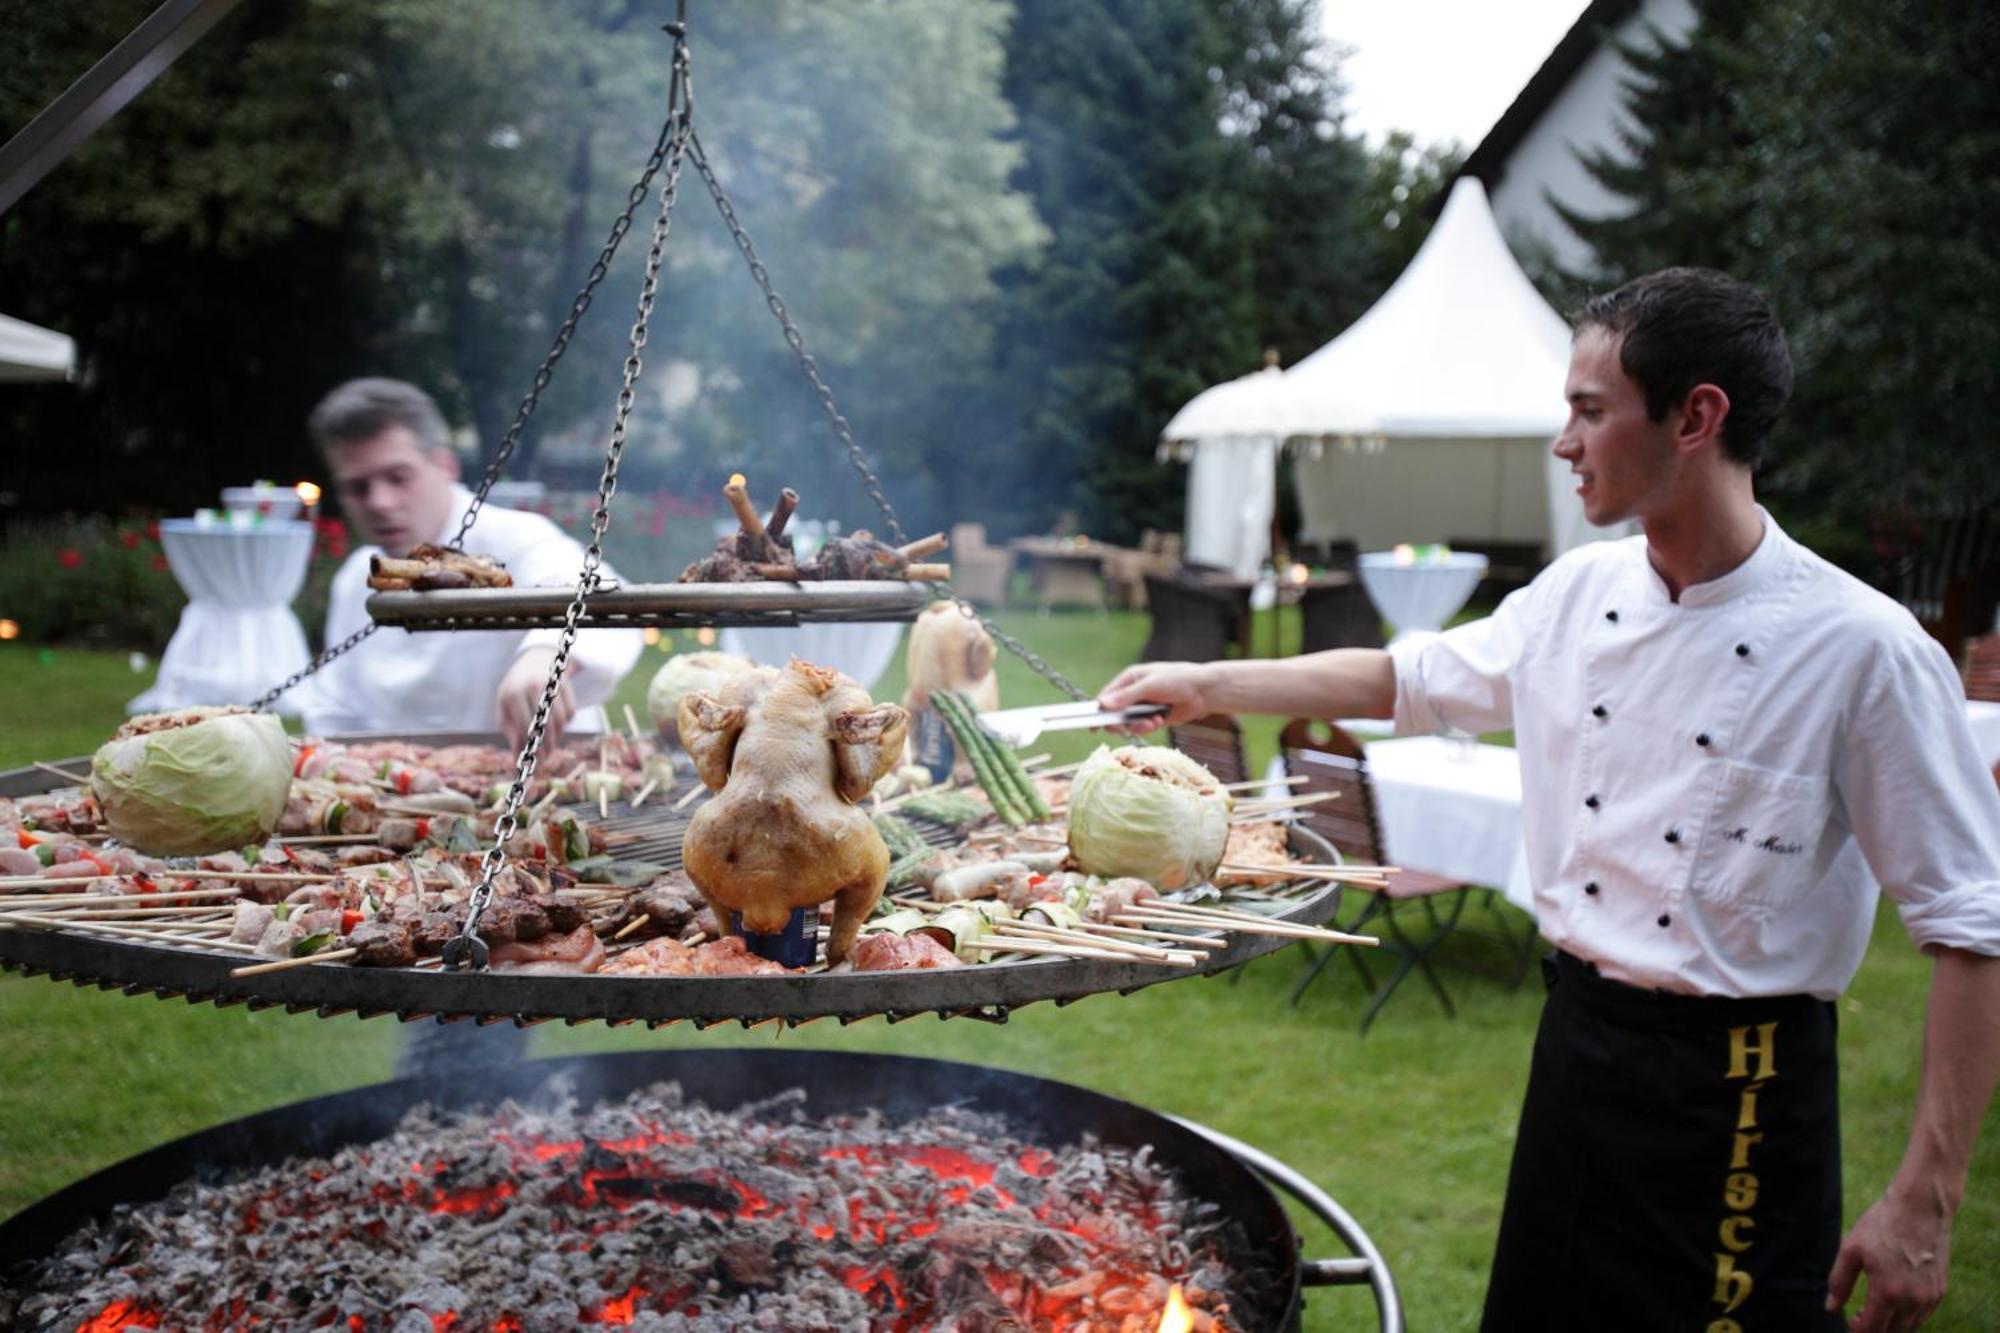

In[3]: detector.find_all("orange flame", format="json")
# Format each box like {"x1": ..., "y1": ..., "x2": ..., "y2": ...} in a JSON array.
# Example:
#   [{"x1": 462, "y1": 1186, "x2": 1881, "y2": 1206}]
[
  {"x1": 728, "y1": 473, "x2": 746, "y2": 487},
  {"x1": 1156, "y1": 1283, "x2": 1194, "y2": 1333}
]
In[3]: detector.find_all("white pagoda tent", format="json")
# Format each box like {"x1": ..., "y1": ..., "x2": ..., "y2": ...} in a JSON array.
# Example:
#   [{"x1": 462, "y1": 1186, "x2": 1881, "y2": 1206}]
[{"x1": 1163, "y1": 177, "x2": 1630, "y2": 576}]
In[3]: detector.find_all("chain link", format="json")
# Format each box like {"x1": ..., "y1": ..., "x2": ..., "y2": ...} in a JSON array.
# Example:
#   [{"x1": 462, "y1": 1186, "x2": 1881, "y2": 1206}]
[
  {"x1": 686, "y1": 132, "x2": 1089, "y2": 702},
  {"x1": 248, "y1": 49, "x2": 696, "y2": 715},
  {"x1": 446, "y1": 42, "x2": 695, "y2": 969}
]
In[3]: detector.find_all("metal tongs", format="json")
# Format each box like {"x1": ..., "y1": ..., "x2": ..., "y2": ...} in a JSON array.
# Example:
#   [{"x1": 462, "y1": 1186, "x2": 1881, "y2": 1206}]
[{"x1": 976, "y1": 701, "x2": 1168, "y2": 748}]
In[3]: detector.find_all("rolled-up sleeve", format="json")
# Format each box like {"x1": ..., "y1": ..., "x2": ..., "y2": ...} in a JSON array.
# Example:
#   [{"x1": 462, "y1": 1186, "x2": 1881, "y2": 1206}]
[
  {"x1": 1835, "y1": 634, "x2": 2000, "y2": 955},
  {"x1": 1389, "y1": 584, "x2": 1537, "y2": 737}
]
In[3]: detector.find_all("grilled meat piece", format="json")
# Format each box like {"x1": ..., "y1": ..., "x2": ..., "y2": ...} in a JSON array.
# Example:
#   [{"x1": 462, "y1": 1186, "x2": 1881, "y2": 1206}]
[{"x1": 348, "y1": 918, "x2": 417, "y2": 968}]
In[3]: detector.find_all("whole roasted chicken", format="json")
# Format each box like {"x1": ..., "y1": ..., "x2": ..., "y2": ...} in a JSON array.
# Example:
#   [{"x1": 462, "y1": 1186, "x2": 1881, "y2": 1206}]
[{"x1": 678, "y1": 660, "x2": 910, "y2": 964}]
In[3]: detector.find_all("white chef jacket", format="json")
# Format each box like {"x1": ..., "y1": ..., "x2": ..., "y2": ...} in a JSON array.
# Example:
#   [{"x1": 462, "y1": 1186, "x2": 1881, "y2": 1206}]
[
  {"x1": 1390, "y1": 509, "x2": 2000, "y2": 999},
  {"x1": 297, "y1": 486, "x2": 644, "y2": 739}
]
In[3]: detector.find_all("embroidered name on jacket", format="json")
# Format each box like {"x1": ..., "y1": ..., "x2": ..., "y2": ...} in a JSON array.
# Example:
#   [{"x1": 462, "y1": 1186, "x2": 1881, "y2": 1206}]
[{"x1": 1722, "y1": 827, "x2": 1804, "y2": 856}]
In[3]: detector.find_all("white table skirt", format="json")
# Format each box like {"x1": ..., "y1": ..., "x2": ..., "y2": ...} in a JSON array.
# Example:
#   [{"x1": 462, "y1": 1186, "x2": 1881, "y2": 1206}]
[
  {"x1": 718, "y1": 621, "x2": 908, "y2": 693},
  {"x1": 1363, "y1": 736, "x2": 1532, "y2": 909},
  {"x1": 129, "y1": 520, "x2": 315, "y2": 715},
  {"x1": 1357, "y1": 552, "x2": 1489, "y2": 641}
]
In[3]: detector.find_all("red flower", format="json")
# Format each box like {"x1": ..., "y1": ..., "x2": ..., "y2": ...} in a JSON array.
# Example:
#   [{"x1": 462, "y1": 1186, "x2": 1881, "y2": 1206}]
[
  {"x1": 145, "y1": 520, "x2": 161, "y2": 541},
  {"x1": 56, "y1": 548, "x2": 83, "y2": 569},
  {"x1": 150, "y1": 554, "x2": 169, "y2": 572},
  {"x1": 120, "y1": 530, "x2": 141, "y2": 550}
]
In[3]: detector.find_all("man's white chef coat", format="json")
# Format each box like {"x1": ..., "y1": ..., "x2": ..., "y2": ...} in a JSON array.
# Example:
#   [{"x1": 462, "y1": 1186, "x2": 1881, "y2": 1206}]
[
  {"x1": 298, "y1": 486, "x2": 644, "y2": 739},
  {"x1": 1390, "y1": 510, "x2": 2000, "y2": 999}
]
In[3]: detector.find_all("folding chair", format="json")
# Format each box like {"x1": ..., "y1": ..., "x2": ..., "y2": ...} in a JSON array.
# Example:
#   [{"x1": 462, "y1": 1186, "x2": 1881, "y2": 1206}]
[
  {"x1": 1278, "y1": 718, "x2": 1470, "y2": 1033},
  {"x1": 1168, "y1": 713, "x2": 1249, "y2": 786}
]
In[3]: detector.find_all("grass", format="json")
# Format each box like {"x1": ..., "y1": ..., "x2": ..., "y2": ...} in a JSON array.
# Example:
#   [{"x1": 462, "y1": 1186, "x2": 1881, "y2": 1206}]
[{"x1": 3, "y1": 633, "x2": 1997, "y2": 1330}]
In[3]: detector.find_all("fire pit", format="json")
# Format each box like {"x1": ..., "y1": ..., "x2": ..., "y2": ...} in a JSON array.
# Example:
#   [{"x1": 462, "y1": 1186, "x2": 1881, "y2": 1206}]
[{"x1": 0, "y1": 1051, "x2": 1401, "y2": 1331}]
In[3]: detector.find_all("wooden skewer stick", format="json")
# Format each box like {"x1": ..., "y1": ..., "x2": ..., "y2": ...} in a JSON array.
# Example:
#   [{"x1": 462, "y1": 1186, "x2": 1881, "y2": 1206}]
[
  {"x1": 1232, "y1": 792, "x2": 1341, "y2": 814},
  {"x1": 231, "y1": 948, "x2": 361, "y2": 977},
  {"x1": 1073, "y1": 919, "x2": 1226, "y2": 950},
  {"x1": 599, "y1": 787, "x2": 611, "y2": 820},
  {"x1": 903, "y1": 563, "x2": 951, "y2": 582},
  {"x1": 1217, "y1": 862, "x2": 1391, "y2": 882},
  {"x1": 1118, "y1": 905, "x2": 1378, "y2": 947},
  {"x1": 624, "y1": 703, "x2": 646, "y2": 742},
  {"x1": 32, "y1": 761, "x2": 91, "y2": 785},
  {"x1": 0, "y1": 904, "x2": 241, "y2": 919},
  {"x1": 612, "y1": 913, "x2": 652, "y2": 941},
  {"x1": 0, "y1": 887, "x2": 244, "y2": 908},
  {"x1": 894, "y1": 532, "x2": 949, "y2": 561},
  {"x1": 0, "y1": 911, "x2": 255, "y2": 949},
  {"x1": 968, "y1": 936, "x2": 1151, "y2": 964},
  {"x1": 629, "y1": 777, "x2": 659, "y2": 809},
  {"x1": 1220, "y1": 775, "x2": 1306, "y2": 791},
  {"x1": 673, "y1": 783, "x2": 707, "y2": 812},
  {"x1": 994, "y1": 919, "x2": 1198, "y2": 964}
]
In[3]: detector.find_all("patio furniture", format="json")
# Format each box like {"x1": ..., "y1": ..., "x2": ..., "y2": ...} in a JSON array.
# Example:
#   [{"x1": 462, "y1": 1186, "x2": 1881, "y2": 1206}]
[
  {"x1": 1140, "y1": 574, "x2": 1250, "y2": 663},
  {"x1": 1966, "y1": 633, "x2": 2000, "y2": 704},
  {"x1": 1278, "y1": 718, "x2": 1475, "y2": 1033},
  {"x1": 1299, "y1": 582, "x2": 1384, "y2": 654},
  {"x1": 1100, "y1": 530, "x2": 1181, "y2": 610},
  {"x1": 1356, "y1": 550, "x2": 1490, "y2": 644},
  {"x1": 127, "y1": 517, "x2": 315, "y2": 716},
  {"x1": 948, "y1": 523, "x2": 1014, "y2": 607},
  {"x1": 1011, "y1": 536, "x2": 1111, "y2": 612},
  {"x1": 1168, "y1": 713, "x2": 1249, "y2": 785}
]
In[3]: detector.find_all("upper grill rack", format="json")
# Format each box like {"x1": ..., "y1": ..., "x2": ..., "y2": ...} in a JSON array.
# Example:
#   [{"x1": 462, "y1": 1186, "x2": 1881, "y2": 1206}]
[{"x1": 364, "y1": 581, "x2": 929, "y2": 633}]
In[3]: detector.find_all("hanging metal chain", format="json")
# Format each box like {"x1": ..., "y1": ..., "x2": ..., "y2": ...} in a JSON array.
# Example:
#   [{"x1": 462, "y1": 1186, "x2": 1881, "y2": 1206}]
[
  {"x1": 687, "y1": 131, "x2": 1090, "y2": 703},
  {"x1": 247, "y1": 33, "x2": 697, "y2": 715},
  {"x1": 443, "y1": 43, "x2": 695, "y2": 971}
]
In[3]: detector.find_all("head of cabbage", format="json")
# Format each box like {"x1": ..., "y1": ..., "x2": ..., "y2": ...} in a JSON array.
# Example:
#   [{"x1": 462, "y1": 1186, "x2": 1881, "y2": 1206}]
[
  {"x1": 91, "y1": 707, "x2": 293, "y2": 856},
  {"x1": 1065, "y1": 744, "x2": 1232, "y2": 890},
  {"x1": 646, "y1": 651, "x2": 756, "y2": 745}
]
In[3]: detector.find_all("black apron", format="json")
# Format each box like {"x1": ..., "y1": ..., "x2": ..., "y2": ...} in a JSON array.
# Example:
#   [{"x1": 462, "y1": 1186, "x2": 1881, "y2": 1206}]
[{"x1": 1480, "y1": 951, "x2": 1844, "y2": 1332}]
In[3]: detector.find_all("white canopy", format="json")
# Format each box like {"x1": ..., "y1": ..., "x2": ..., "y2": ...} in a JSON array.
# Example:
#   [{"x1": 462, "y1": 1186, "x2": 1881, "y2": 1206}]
[
  {"x1": 1164, "y1": 178, "x2": 1630, "y2": 575},
  {"x1": 0, "y1": 313, "x2": 77, "y2": 383}
]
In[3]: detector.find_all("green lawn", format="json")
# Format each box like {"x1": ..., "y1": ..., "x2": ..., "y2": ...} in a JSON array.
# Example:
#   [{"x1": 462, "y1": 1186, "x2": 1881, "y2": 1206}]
[{"x1": 2, "y1": 633, "x2": 1996, "y2": 1330}]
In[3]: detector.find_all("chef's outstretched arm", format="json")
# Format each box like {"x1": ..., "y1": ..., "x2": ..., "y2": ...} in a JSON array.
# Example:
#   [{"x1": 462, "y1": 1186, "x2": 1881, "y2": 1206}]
[{"x1": 1098, "y1": 649, "x2": 1395, "y2": 734}]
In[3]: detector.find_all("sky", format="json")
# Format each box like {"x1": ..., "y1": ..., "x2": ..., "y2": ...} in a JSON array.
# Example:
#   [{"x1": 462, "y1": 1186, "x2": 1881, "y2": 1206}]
[{"x1": 1319, "y1": 0, "x2": 1596, "y2": 150}]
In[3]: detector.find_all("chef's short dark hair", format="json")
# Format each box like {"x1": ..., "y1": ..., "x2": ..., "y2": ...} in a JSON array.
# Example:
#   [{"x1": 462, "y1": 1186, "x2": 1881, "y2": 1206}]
[
  {"x1": 1573, "y1": 268, "x2": 1793, "y2": 469},
  {"x1": 308, "y1": 378, "x2": 451, "y2": 459}
]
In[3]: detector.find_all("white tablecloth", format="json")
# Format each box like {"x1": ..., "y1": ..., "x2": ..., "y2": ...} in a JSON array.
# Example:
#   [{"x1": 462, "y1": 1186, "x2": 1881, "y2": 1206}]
[
  {"x1": 719, "y1": 622, "x2": 908, "y2": 692},
  {"x1": 1364, "y1": 735, "x2": 1532, "y2": 909},
  {"x1": 1356, "y1": 551, "x2": 1490, "y2": 641},
  {"x1": 1969, "y1": 699, "x2": 2000, "y2": 768},
  {"x1": 129, "y1": 519, "x2": 315, "y2": 715}
]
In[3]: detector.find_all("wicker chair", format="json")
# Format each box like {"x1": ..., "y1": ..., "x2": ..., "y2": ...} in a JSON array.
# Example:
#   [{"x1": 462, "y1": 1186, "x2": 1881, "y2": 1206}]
[
  {"x1": 1299, "y1": 583, "x2": 1384, "y2": 654},
  {"x1": 1140, "y1": 574, "x2": 1250, "y2": 664},
  {"x1": 948, "y1": 523, "x2": 1014, "y2": 607},
  {"x1": 1277, "y1": 717, "x2": 1472, "y2": 1032}
]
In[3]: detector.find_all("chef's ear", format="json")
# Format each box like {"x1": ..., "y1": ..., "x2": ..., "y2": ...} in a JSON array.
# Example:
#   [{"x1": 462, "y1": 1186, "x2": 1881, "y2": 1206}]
[
  {"x1": 964, "y1": 630, "x2": 995, "y2": 681},
  {"x1": 829, "y1": 703, "x2": 911, "y2": 803},
  {"x1": 678, "y1": 692, "x2": 748, "y2": 791}
]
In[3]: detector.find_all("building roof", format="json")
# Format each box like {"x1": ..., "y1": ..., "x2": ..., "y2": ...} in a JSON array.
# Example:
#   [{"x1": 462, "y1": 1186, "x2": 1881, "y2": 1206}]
[{"x1": 1447, "y1": 0, "x2": 1641, "y2": 203}]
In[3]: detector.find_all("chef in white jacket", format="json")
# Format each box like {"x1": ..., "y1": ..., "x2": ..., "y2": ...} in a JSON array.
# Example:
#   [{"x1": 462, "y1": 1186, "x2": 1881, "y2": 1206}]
[{"x1": 296, "y1": 378, "x2": 643, "y2": 745}]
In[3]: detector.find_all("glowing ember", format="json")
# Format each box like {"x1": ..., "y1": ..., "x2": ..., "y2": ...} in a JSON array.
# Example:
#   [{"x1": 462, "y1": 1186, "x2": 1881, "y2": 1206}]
[{"x1": 18, "y1": 1083, "x2": 1243, "y2": 1332}]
